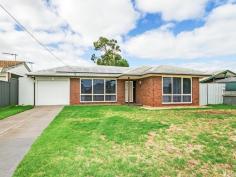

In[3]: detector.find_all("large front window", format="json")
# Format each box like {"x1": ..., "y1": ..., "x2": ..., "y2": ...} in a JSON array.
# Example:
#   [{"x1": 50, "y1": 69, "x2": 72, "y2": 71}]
[
  {"x1": 80, "y1": 79, "x2": 116, "y2": 102},
  {"x1": 162, "y1": 77, "x2": 192, "y2": 103}
]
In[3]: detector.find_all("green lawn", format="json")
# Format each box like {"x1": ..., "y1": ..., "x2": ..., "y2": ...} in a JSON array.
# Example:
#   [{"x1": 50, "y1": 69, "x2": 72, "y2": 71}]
[
  {"x1": 14, "y1": 105, "x2": 236, "y2": 177},
  {"x1": 0, "y1": 105, "x2": 33, "y2": 120}
]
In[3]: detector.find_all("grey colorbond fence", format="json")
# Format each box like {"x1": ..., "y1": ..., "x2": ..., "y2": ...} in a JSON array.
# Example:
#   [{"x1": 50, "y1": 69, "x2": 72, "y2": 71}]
[
  {"x1": 0, "y1": 78, "x2": 18, "y2": 107},
  {"x1": 200, "y1": 83, "x2": 225, "y2": 106}
]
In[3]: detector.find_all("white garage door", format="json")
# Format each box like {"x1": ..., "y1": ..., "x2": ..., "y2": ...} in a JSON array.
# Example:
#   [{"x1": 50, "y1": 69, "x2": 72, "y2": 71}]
[{"x1": 36, "y1": 79, "x2": 70, "y2": 105}]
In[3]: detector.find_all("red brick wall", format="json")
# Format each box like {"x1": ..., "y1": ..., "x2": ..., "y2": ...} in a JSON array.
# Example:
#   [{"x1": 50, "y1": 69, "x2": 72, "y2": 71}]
[
  {"x1": 136, "y1": 77, "x2": 162, "y2": 106},
  {"x1": 70, "y1": 78, "x2": 125, "y2": 105},
  {"x1": 136, "y1": 76, "x2": 200, "y2": 107},
  {"x1": 117, "y1": 79, "x2": 125, "y2": 104},
  {"x1": 70, "y1": 78, "x2": 80, "y2": 105},
  {"x1": 70, "y1": 77, "x2": 200, "y2": 106},
  {"x1": 192, "y1": 77, "x2": 200, "y2": 106}
]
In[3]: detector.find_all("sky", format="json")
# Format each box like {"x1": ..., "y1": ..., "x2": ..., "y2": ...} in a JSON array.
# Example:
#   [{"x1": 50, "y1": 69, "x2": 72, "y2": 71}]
[{"x1": 0, "y1": 0, "x2": 236, "y2": 71}]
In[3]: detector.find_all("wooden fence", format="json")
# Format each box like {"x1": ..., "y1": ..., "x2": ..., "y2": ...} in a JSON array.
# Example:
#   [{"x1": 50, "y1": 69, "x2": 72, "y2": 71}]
[{"x1": 0, "y1": 78, "x2": 18, "y2": 107}]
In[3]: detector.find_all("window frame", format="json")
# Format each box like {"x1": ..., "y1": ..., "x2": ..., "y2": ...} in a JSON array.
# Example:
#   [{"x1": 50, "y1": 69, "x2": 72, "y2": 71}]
[
  {"x1": 80, "y1": 79, "x2": 93, "y2": 94},
  {"x1": 162, "y1": 76, "x2": 192, "y2": 104},
  {"x1": 80, "y1": 78, "x2": 117, "y2": 102}
]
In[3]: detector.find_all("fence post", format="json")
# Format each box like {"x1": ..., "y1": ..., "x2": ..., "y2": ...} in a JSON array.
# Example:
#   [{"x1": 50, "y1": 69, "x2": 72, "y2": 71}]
[{"x1": 206, "y1": 84, "x2": 208, "y2": 105}]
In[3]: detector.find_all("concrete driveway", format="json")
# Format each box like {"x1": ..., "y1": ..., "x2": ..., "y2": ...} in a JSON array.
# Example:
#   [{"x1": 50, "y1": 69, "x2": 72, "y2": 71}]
[{"x1": 0, "y1": 106, "x2": 63, "y2": 177}]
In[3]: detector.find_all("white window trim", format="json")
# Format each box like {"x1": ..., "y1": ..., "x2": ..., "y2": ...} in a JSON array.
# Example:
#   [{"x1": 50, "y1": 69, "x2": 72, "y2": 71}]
[
  {"x1": 80, "y1": 78, "x2": 117, "y2": 102},
  {"x1": 162, "y1": 76, "x2": 192, "y2": 104}
]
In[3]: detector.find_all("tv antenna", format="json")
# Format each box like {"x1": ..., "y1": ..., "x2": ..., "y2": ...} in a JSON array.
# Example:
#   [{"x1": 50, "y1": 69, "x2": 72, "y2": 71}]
[{"x1": 2, "y1": 52, "x2": 18, "y2": 61}]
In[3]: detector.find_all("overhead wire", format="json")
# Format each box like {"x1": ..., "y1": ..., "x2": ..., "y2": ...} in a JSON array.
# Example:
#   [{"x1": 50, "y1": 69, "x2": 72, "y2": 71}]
[{"x1": 0, "y1": 3, "x2": 68, "y2": 66}]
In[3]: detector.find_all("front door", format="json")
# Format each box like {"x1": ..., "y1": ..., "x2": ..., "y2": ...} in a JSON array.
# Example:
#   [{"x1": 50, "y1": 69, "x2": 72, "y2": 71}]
[{"x1": 125, "y1": 81, "x2": 133, "y2": 103}]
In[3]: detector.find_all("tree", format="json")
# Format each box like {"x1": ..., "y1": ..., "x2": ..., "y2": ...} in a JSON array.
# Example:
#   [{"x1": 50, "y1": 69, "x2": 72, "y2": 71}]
[{"x1": 91, "y1": 37, "x2": 129, "y2": 67}]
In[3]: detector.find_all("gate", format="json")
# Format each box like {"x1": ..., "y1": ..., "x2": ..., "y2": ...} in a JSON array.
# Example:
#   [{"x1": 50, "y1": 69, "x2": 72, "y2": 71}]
[
  {"x1": 200, "y1": 83, "x2": 225, "y2": 106},
  {"x1": 0, "y1": 78, "x2": 18, "y2": 107}
]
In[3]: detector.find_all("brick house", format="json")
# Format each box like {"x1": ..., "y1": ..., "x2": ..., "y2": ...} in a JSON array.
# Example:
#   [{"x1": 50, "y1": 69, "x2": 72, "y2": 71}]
[{"x1": 26, "y1": 65, "x2": 208, "y2": 106}]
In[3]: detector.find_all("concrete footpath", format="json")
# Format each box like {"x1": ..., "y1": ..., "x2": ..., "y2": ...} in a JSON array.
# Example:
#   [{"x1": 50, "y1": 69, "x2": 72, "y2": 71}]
[{"x1": 0, "y1": 106, "x2": 63, "y2": 177}]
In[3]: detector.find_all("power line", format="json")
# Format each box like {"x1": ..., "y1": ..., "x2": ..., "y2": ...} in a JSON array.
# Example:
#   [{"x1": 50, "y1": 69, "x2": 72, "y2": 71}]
[{"x1": 0, "y1": 4, "x2": 68, "y2": 66}]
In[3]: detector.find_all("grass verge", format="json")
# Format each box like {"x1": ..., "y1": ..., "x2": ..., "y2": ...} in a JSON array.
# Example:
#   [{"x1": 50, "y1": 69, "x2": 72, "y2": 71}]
[{"x1": 0, "y1": 105, "x2": 33, "y2": 120}]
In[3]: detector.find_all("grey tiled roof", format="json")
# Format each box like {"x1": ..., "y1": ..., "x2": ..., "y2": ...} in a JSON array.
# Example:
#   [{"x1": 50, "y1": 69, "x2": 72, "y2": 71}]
[
  {"x1": 143, "y1": 65, "x2": 205, "y2": 75},
  {"x1": 121, "y1": 66, "x2": 153, "y2": 76},
  {"x1": 28, "y1": 65, "x2": 129, "y2": 77},
  {"x1": 56, "y1": 65, "x2": 130, "y2": 74},
  {"x1": 28, "y1": 65, "x2": 208, "y2": 77}
]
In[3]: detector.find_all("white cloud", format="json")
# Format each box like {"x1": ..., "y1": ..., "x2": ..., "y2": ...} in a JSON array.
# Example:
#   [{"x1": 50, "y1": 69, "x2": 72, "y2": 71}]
[
  {"x1": 51, "y1": 0, "x2": 139, "y2": 45},
  {"x1": 124, "y1": 3, "x2": 236, "y2": 60},
  {"x1": 135, "y1": 0, "x2": 209, "y2": 21},
  {"x1": 0, "y1": 0, "x2": 64, "y2": 30},
  {"x1": 0, "y1": 28, "x2": 92, "y2": 70},
  {"x1": 179, "y1": 60, "x2": 236, "y2": 72},
  {"x1": 0, "y1": 0, "x2": 139, "y2": 70},
  {"x1": 0, "y1": 0, "x2": 96, "y2": 70},
  {"x1": 1, "y1": 0, "x2": 235, "y2": 71}
]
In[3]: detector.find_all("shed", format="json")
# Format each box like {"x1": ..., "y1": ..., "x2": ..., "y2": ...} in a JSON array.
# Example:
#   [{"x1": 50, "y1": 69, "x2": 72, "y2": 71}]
[
  {"x1": 200, "y1": 70, "x2": 236, "y2": 83},
  {"x1": 217, "y1": 77, "x2": 236, "y2": 105},
  {"x1": 199, "y1": 70, "x2": 236, "y2": 105}
]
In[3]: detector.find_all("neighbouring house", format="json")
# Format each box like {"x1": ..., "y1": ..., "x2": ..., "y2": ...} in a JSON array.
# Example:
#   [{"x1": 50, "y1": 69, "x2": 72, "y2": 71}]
[
  {"x1": 0, "y1": 60, "x2": 31, "y2": 81},
  {"x1": 25, "y1": 65, "x2": 208, "y2": 107},
  {"x1": 200, "y1": 70, "x2": 236, "y2": 83},
  {"x1": 199, "y1": 70, "x2": 236, "y2": 105},
  {"x1": 217, "y1": 77, "x2": 236, "y2": 105},
  {"x1": 0, "y1": 60, "x2": 31, "y2": 106}
]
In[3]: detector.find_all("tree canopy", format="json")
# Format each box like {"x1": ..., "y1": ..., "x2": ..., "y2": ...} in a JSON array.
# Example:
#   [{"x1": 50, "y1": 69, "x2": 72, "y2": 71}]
[{"x1": 91, "y1": 37, "x2": 129, "y2": 67}]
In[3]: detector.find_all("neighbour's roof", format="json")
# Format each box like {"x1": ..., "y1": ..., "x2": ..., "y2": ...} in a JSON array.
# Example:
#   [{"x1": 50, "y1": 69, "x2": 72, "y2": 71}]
[
  {"x1": 0, "y1": 60, "x2": 24, "y2": 68},
  {"x1": 216, "y1": 77, "x2": 236, "y2": 83},
  {"x1": 200, "y1": 70, "x2": 236, "y2": 83},
  {"x1": 28, "y1": 65, "x2": 209, "y2": 78},
  {"x1": 0, "y1": 60, "x2": 31, "y2": 73}
]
